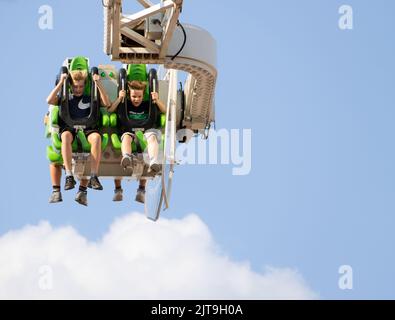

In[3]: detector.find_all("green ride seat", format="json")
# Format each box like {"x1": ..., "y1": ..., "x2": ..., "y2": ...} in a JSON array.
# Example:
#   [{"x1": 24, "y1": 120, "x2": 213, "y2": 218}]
[
  {"x1": 48, "y1": 105, "x2": 109, "y2": 152},
  {"x1": 127, "y1": 64, "x2": 150, "y2": 101},
  {"x1": 69, "y1": 56, "x2": 92, "y2": 96},
  {"x1": 101, "y1": 107, "x2": 110, "y2": 127},
  {"x1": 46, "y1": 145, "x2": 62, "y2": 164},
  {"x1": 110, "y1": 130, "x2": 164, "y2": 154}
]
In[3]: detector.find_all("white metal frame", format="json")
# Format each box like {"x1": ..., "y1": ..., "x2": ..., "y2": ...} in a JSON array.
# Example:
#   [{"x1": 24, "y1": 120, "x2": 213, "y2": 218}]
[
  {"x1": 161, "y1": 68, "x2": 177, "y2": 209},
  {"x1": 102, "y1": 0, "x2": 218, "y2": 219},
  {"x1": 104, "y1": 0, "x2": 183, "y2": 63},
  {"x1": 104, "y1": 0, "x2": 217, "y2": 133}
]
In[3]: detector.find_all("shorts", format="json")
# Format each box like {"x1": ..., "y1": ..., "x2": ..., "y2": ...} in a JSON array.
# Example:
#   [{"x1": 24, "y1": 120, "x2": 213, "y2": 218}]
[
  {"x1": 121, "y1": 128, "x2": 162, "y2": 144},
  {"x1": 59, "y1": 127, "x2": 100, "y2": 141}
]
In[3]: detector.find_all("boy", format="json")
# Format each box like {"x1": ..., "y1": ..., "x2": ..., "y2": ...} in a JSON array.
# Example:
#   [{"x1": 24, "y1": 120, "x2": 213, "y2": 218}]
[
  {"x1": 108, "y1": 80, "x2": 166, "y2": 203},
  {"x1": 46, "y1": 70, "x2": 110, "y2": 205}
]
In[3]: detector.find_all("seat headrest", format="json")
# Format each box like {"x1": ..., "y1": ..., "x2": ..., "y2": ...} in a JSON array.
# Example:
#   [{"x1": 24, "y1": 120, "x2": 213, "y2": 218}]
[
  {"x1": 70, "y1": 56, "x2": 89, "y2": 72},
  {"x1": 127, "y1": 64, "x2": 149, "y2": 101},
  {"x1": 69, "y1": 56, "x2": 91, "y2": 96}
]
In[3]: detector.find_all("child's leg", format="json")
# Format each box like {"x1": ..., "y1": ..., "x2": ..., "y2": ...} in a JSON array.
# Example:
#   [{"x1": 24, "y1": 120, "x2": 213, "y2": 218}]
[
  {"x1": 121, "y1": 133, "x2": 133, "y2": 156},
  {"x1": 139, "y1": 179, "x2": 146, "y2": 189},
  {"x1": 114, "y1": 179, "x2": 122, "y2": 189},
  {"x1": 147, "y1": 135, "x2": 159, "y2": 164},
  {"x1": 113, "y1": 179, "x2": 123, "y2": 202},
  {"x1": 87, "y1": 132, "x2": 102, "y2": 176},
  {"x1": 49, "y1": 164, "x2": 62, "y2": 203},
  {"x1": 50, "y1": 163, "x2": 62, "y2": 188},
  {"x1": 61, "y1": 131, "x2": 74, "y2": 175}
]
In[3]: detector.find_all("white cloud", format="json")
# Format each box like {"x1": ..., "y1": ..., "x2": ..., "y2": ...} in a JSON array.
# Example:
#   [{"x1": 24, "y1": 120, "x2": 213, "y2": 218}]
[{"x1": 0, "y1": 213, "x2": 317, "y2": 299}]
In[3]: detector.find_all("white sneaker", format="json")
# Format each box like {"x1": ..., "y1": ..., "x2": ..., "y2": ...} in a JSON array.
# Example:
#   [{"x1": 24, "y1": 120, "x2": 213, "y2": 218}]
[
  {"x1": 121, "y1": 155, "x2": 132, "y2": 168},
  {"x1": 148, "y1": 159, "x2": 161, "y2": 174},
  {"x1": 113, "y1": 188, "x2": 123, "y2": 202}
]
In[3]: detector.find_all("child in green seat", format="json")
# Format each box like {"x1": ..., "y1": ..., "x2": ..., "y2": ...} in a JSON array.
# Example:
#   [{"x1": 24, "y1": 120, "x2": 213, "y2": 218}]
[{"x1": 108, "y1": 80, "x2": 166, "y2": 204}]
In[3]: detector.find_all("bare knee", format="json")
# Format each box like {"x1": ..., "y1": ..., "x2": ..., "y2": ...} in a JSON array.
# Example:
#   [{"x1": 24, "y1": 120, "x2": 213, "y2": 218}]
[
  {"x1": 88, "y1": 133, "x2": 101, "y2": 146},
  {"x1": 61, "y1": 131, "x2": 73, "y2": 144},
  {"x1": 122, "y1": 135, "x2": 133, "y2": 148},
  {"x1": 123, "y1": 135, "x2": 132, "y2": 143},
  {"x1": 148, "y1": 135, "x2": 158, "y2": 145}
]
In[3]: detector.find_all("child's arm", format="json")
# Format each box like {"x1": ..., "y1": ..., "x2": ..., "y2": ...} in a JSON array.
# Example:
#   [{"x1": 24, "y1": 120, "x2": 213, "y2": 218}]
[
  {"x1": 46, "y1": 73, "x2": 67, "y2": 105},
  {"x1": 151, "y1": 92, "x2": 166, "y2": 113},
  {"x1": 107, "y1": 90, "x2": 126, "y2": 113}
]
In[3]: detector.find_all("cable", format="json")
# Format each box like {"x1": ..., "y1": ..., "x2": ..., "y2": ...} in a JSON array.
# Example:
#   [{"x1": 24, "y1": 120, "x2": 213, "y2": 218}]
[{"x1": 171, "y1": 21, "x2": 187, "y2": 61}]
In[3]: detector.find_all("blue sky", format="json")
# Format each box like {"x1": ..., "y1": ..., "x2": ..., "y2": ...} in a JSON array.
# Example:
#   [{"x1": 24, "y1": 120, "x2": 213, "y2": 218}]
[{"x1": 1, "y1": 0, "x2": 395, "y2": 299}]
